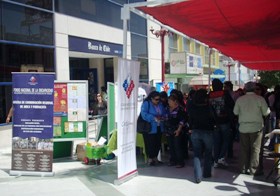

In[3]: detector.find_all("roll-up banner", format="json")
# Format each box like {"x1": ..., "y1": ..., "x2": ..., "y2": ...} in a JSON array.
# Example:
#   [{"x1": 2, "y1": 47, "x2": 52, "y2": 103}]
[
  {"x1": 115, "y1": 58, "x2": 140, "y2": 185},
  {"x1": 10, "y1": 72, "x2": 55, "y2": 176}
]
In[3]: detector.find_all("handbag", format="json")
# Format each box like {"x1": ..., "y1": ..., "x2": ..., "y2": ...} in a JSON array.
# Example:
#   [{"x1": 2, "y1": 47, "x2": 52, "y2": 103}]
[
  {"x1": 137, "y1": 101, "x2": 151, "y2": 134},
  {"x1": 137, "y1": 114, "x2": 151, "y2": 134}
]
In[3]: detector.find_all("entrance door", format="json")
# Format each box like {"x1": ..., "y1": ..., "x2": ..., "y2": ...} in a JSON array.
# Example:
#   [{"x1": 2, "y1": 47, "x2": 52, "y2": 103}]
[{"x1": 70, "y1": 58, "x2": 98, "y2": 109}]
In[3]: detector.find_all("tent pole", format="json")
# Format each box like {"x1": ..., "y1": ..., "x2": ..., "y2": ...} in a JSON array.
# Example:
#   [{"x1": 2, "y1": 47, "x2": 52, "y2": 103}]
[
  {"x1": 238, "y1": 62, "x2": 241, "y2": 87},
  {"x1": 208, "y1": 48, "x2": 212, "y2": 91}
]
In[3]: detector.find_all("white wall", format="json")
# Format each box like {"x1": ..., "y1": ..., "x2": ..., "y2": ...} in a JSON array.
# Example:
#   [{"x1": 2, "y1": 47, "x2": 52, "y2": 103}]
[
  {"x1": 147, "y1": 20, "x2": 162, "y2": 82},
  {"x1": 54, "y1": 13, "x2": 131, "y2": 81}
]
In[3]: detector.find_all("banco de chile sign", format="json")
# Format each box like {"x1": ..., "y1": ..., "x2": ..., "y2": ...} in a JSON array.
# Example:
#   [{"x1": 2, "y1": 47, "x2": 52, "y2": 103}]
[{"x1": 69, "y1": 36, "x2": 123, "y2": 57}]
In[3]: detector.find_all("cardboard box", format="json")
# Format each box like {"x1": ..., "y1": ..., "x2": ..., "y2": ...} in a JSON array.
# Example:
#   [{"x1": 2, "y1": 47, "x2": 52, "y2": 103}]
[
  {"x1": 76, "y1": 142, "x2": 86, "y2": 161},
  {"x1": 76, "y1": 141, "x2": 99, "y2": 161}
]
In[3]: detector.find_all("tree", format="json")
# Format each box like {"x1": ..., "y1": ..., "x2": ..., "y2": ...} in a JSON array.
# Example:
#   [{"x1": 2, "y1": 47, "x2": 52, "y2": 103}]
[{"x1": 259, "y1": 71, "x2": 280, "y2": 88}]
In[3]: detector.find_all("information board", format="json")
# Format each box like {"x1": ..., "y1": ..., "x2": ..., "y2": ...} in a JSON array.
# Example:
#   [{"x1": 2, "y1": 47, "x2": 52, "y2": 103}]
[{"x1": 53, "y1": 81, "x2": 88, "y2": 140}]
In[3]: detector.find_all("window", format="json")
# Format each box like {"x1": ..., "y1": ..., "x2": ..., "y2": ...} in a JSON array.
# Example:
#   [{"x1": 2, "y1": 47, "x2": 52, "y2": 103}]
[
  {"x1": 131, "y1": 34, "x2": 148, "y2": 58},
  {"x1": 131, "y1": 34, "x2": 148, "y2": 82},
  {"x1": 10, "y1": 0, "x2": 53, "y2": 11},
  {"x1": 168, "y1": 34, "x2": 178, "y2": 53},
  {"x1": 183, "y1": 37, "x2": 190, "y2": 52},
  {"x1": 0, "y1": 43, "x2": 54, "y2": 123},
  {"x1": 55, "y1": 0, "x2": 123, "y2": 29},
  {"x1": 195, "y1": 42, "x2": 201, "y2": 55},
  {"x1": 2, "y1": 2, "x2": 53, "y2": 45},
  {"x1": 130, "y1": 12, "x2": 147, "y2": 35}
]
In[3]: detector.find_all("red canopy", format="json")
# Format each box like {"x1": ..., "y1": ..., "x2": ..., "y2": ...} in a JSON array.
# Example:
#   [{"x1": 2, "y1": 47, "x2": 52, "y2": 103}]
[{"x1": 138, "y1": 0, "x2": 280, "y2": 70}]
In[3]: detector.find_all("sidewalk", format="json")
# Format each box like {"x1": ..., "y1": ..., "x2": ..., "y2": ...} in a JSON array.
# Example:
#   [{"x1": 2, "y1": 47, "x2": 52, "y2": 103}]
[{"x1": 0, "y1": 126, "x2": 279, "y2": 196}]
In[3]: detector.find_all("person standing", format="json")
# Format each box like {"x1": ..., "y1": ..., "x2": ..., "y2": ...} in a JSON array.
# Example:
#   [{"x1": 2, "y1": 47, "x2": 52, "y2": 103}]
[
  {"x1": 95, "y1": 93, "x2": 107, "y2": 115},
  {"x1": 209, "y1": 79, "x2": 235, "y2": 168},
  {"x1": 164, "y1": 94, "x2": 185, "y2": 168},
  {"x1": 141, "y1": 91, "x2": 166, "y2": 166},
  {"x1": 233, "y1": 82, "x2": 270, "y2": 175},
  {"x1": 189, "y1": 89, "x2": 215, "y2": 183}
]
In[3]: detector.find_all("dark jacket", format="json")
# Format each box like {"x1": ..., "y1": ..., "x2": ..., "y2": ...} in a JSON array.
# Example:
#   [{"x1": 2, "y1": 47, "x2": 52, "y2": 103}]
[
  {"x1": 209, "y1": 90, "x2": 235, "y2": 124},
  {"x1": 189, "y1": 103, "x2": 215, "y2": 131}
]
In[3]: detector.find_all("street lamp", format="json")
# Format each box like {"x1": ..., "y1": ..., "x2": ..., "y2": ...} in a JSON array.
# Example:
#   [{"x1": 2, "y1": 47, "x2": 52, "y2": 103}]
[
  {"x1": 253, "y1": 71, "x2": 261, "y2": 82},
  {"x1": 150, "y1": 27, "x2": 172, "y2": 82}
]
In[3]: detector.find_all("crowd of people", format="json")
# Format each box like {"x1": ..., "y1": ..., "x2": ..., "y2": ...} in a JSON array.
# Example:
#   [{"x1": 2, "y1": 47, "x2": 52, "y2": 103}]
[{"x1": 139, "y1": 80, "x2": 279, "y2": 184}]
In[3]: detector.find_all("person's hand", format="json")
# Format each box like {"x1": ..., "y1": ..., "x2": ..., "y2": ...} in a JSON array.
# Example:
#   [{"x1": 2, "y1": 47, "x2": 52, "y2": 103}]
[
  {"x1": 6, "y1": 117, "x2": 10, "y2": 123},
  {"x1": 174, "y1": 129, "x2": 181, "y2": 137},
  {"x1": 155, "y1": 117, "x2": 161, "y2": 123}
]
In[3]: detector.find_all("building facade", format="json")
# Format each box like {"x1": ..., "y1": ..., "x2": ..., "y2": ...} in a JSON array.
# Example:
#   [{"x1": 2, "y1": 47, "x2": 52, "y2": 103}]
[{"x1": 0, "y1": 0, "x2": 251, "y2": 123}]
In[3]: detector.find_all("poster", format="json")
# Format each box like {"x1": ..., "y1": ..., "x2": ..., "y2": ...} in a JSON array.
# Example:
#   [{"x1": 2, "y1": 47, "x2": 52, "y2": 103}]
[
  {"x1": 116, "y1": 58, "x2": 139, "y2": 183},
  {"x1": 155, "y1": 82, "x2": 175, "y2": 96},
  {"x1": 10, "y1": 73, "x2": 54, "y2": 176},
  {"x1": 54, "y1": 83, "x2": 68, "y2": 115},
  {"x1": 53, "y1": 81, "x2": 88, "y2": 140},
  {"x1": 68, "y1": 83, "x2": 87, "y2": 121}
]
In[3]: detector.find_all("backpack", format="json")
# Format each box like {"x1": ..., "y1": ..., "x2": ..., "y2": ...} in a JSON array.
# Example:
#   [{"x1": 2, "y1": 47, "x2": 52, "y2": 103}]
[{"x1": 209, "y1": 90, "x2": 234, "y2": 124}]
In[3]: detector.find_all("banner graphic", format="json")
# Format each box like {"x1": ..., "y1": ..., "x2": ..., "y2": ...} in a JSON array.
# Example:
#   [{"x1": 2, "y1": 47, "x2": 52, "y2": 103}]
[
  {"x1": 11, "y1": 73, "x2": 55, "y2": 175},
  {"x1": 117, "y1": 58, "x2": 140, "y2": 181}
]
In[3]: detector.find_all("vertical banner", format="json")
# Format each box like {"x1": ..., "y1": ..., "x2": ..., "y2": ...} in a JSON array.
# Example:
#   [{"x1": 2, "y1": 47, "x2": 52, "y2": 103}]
[
  {"x1": 115, "y1": 58, "x2": 140, "y2": 184},
  {"x1": 10, "y1": 73, "x2": 55, "y2": 176}
]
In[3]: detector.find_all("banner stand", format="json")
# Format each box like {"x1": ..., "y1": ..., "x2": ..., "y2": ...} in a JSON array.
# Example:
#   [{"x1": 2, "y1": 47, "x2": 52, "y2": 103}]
[
  {"x1": 10, "y1": 170, "x2": 54, "y2": 177},
  {"x1": 114, "y1": 171, "x2": 138, "y2": 185}
]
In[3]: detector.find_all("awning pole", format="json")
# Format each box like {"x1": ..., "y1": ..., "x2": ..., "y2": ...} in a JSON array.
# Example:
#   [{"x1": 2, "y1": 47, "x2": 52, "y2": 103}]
[{"x1": 208, "y1": 48, "x2": 212, "y2": 91}]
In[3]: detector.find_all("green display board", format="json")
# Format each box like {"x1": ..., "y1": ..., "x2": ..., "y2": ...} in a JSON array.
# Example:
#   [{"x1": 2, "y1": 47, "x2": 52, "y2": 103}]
[
  {"x1": 53, "y1": 141, "x2": 72, "y2": 158},
  {"x1": 53, "y1": 81, "x2": 88, "y2": 140},
  {"x1": 53, "y1": 81, "x2": 88, "y2": 158},
  {"x1": 107, "y1": 82, "x2": 115, "y2": 136}
]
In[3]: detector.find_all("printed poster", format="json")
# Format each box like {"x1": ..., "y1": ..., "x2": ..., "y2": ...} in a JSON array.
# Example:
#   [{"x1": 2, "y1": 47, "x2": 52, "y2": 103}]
[
  {"x1": 117, "y1": 58, "x2": 140, "y2": 182},
  {"x1": 10, "y1": 73, "x2": 54, "y2": 176},
  {"x1": 54, "y1": 83, "x2": 68, "y2": 115},
  {"x1": 68, "y1": 83, "x2": 87, "y2": 121}
]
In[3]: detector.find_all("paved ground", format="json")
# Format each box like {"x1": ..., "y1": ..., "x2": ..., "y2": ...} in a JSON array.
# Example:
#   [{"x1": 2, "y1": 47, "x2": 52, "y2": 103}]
[{"x1": 0, "y1": 125, "x2": 279, "y2": 196}]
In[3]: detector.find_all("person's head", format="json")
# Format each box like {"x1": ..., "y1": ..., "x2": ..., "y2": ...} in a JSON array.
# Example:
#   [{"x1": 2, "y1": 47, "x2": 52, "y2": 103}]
[
  {"x1": 168, "y1": 94, "x2": 179, "y2": 108},
  {"x1": 188, "y1": 89, "x2": 196, "y2": 99},
  {"x1": 254, "y1": 83, "x2": 264, "y2": 96},
  {"x1": 224, "y1": 81, "x2": 233, "y2": 92},
  {"x1": 170, "y1": 89, "x2": 184, "y2": 106},
  {"x1": 244, "y1": 81, "x2": 256, "y2": 93},
  {"x1": 159, "y1": 91, "x2": 168, "y2": 103},
  {"x1": 212, "y1": 79, "x2": 223, "y2": 91},
  {"x1": 97, "y1": 93, "x2": 102, "y2": 101},
  {"x1": 236, "y1": 88, "x2": 244, "y2": 96},
  {"x1": 146, "y1": 91, "x2": 161, "y2": 105},
  {"x1": 194, "y1": 88, "x2": 209, "y2": 105}
]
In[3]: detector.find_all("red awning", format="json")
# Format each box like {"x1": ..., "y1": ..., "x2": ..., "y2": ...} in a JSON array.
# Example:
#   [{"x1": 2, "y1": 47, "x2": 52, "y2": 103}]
[{"x1": 138, "y1": 0, "x2": 280, "y2": 70}]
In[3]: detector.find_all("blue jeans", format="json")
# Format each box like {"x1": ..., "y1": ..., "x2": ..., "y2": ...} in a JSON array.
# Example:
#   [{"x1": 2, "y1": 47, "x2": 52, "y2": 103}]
[
  {"x1": 191, "y1": 130, "x2": 213, "y2": 180},
  {"x1": 213, "y1": 123, "x2": 231, "y2": 162}
]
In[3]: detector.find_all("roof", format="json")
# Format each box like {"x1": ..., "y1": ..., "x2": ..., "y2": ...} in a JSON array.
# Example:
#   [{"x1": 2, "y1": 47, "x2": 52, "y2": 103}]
[{"x1": 138, "y1": 0, "x2": 280, "y2": 70}]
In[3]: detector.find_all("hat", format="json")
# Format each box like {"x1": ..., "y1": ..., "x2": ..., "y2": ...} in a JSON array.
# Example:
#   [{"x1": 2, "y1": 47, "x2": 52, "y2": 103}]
[{"x1": 244, "y1": 82, "x2": 256, "y2": 92}]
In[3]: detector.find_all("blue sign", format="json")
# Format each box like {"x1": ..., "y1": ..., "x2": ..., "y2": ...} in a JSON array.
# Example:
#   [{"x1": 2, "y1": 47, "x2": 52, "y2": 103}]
[
  {"x1": 69, "y1": 36, "x2": 123, "y2": 57},
  {"x1": 12, "y1": 73, "x2": 55, "y2": 139},
  {"x1": 212, "y1": 69, "x2": 226, "y2": 82},
  {"x1": 156, "y1": 82, "x2": 175, "y2": 96}
]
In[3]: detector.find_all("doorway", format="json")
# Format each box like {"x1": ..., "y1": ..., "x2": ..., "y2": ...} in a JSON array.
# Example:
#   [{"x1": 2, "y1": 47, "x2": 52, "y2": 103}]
[{"x1": 70, "y1": 58, "x2": 98, "y2": 109}]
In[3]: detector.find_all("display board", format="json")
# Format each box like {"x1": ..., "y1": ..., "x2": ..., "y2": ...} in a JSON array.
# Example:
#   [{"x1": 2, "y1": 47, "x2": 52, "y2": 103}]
[
  {"x1": 10, "y1": 72, "x2": 55, "y2": 176},
  {"x1": 108, "y1": 82, "x2": 116, "y2": 137},
  {"x1": 53, "y1": 81, "x2": 88, "y2": 141}
]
